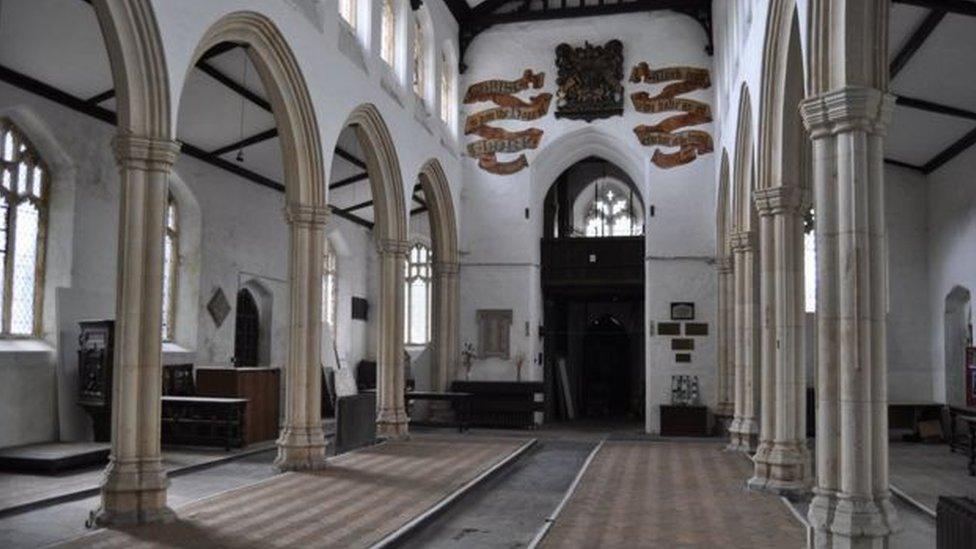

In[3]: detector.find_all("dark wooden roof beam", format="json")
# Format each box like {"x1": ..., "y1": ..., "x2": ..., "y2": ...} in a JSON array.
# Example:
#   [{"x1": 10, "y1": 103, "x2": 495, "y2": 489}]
[
  {"x1": 893, "y1": 0, "x2": 976, "y2": 17},
  {"x1": 889, "y1": 9, "x2": 945, "y2": 80},
  {"x1": 896, "y1": 95, "x2": 976, "y2": 121},
  {"x1": 923, "y1": 125, "x2": 976, "y2": 174},
  {"x1": 329, "y1": 172, "x2": 370, "y2": 191},
  {"x1": 210, "y1": 127, "x2": 279, "y2": 157}
]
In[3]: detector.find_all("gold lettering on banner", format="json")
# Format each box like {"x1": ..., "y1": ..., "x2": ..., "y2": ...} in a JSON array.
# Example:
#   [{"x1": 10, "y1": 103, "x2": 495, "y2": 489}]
[
  {"x1": 628, "y1": 62, "x2": 714, "y2": 169},
  {"x1": 463, "y1": 69, "x2": 550, "y2": 175},
  {"x1": 463, "y1": 69, "x2": 545, "y2": 103}
]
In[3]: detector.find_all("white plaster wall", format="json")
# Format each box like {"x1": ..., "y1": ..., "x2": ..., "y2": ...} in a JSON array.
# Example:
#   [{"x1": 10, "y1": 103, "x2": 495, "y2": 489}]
[
  {"x1": 459, "y1": 11, "x2": 716, "y2": 432},
  {"x1": 926, "y1": 147, "x2": 976, "y2": 404},
  {"x1": 884, "y1": 164, "x2": 933, "y2": 403}
]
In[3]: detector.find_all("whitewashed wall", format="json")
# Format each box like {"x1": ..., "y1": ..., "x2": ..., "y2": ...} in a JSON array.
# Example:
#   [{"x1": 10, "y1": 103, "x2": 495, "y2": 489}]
[{"x1": 459, "y1": 11, "x2": 716, "y2": 433}]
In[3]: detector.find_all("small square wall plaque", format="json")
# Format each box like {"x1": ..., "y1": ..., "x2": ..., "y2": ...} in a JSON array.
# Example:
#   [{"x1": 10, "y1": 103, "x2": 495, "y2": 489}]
[
  {"x1": 686, "y1": 323, "x2": 709, "y2": 336},
  {"x1": 672, "y1": 338, "x2": 695, "y2": 351},
  {"x1": 675, "y1": 353, "x2": 692, "y2": 363},
  {"x1": 207, "y1": 288, "x2": 231, "y2": 328},
  {"x1": 658, "y1": 322, "x2": 681, "y2": 336}
]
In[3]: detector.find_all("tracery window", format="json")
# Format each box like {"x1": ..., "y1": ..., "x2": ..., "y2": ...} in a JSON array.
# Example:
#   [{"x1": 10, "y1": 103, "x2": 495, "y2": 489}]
[
  {"x1": 439, "y1": 51, "x2": 452, "y2": 123},
  {"x1": 338, "y1": 0, "x2": 356, "y2": 28},
  {"x1": 0, "y1": 120, "x2": 48, "y2": 337},
  {"x1": 322, "y1": 241, "x2": 338, "y2": 340},
  {"x1": 381, "y1": 0, "x2": 396, "y2": 66},
  {"x1": 404, "y1": 243, "x2": 431, "y2": 345},
  {"x1": 583, "y1": 186, "x2": 643, "y2": 237},
  {"x1": 161, "y1": 193, "x2": 178, "y2": 341},
  {"x1": 412, "y1": 16, "x2": 426, "y2": 98}
]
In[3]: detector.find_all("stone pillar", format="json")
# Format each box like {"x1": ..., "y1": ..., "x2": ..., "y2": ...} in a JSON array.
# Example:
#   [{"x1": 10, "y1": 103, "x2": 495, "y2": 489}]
[
  {"x1": 749, "y1": 186, "x2": 810, "y2": 495},
  {"x1": 432, "y1": 261, "x2": 460, "y2": 391},
  {"x1": 801, "y1": 87, "x2": 897, "y2": 548},
  {"x1": 716, "y1": 256, "x2": 735, "y2": 417},
  {"x1": 727, "y1": 229, "x2": 759, "y2": 452},
  {"x1": 275, "y1": 204, "x2": 330, "y2": 471},
  {"x1": 376, "y1": 238, "x2": 410, "y2": 438},
  {"x1": 95, "y1": 135, "x2": 180, "y2": 526}
]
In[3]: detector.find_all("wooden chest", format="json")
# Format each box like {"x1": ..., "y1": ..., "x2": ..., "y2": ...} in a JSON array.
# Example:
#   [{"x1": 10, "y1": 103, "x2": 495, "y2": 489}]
[{"x1": 195, "y1": 367, "x2": 280, "y2": 444}]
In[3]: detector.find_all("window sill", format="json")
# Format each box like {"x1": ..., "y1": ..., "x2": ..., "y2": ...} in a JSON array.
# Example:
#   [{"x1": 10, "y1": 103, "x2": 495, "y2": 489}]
[{"x1": 0, "y1": 338, "x2": 54, "y2": 355}]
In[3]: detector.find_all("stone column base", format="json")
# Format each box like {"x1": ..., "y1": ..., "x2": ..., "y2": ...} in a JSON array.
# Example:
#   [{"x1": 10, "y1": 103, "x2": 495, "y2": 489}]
[
  {"x1": 808, "y1": 491, "x2": 899, "y2": 549},
  {"x1": 377, "y1": 408, "x2": 410, "y2": 439},
  {"x1": 94, "y1": 457, "x2": 174, "y2": 526},
  {"x1": 726, "y1": 419, "x2": 758, "y2": 452},
  {"x1": 274, "y1": 425, "x2": 328, "y2": 471},
  {"x1": 748, "y1": 442, "x2": 810, "y2": 496}
]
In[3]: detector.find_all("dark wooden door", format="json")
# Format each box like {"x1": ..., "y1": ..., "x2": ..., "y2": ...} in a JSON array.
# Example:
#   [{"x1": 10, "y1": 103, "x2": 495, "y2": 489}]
[{"x1": 234, "y1": 289, "x2": 260, "y2": 367}]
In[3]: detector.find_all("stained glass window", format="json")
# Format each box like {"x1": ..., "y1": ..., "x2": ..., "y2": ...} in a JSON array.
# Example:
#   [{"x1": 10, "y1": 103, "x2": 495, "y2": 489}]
[
  {"x1": 404, "y1": 243, "x2": 431, "y2": 345},
  {"x1": 583, "y1": 185, "x2": 643, "y2": 237},
  {"x1": 0, "y1": 119, "x2": 48, "y2": 336},
  {"x1": 439, "y1": 51, "x2": 452, "y2": 124},
  {"x1": 322, "y1": 241, "x2": 338, "y2": 341},
  {"x1": 381, "y1": 0, "x2": 396, "y2": 66},
  {"x1": 413, "y1": 16, "x2": 426, "y2": 98},
  {"x1": 338, "y1": 0, "x2": 356, "y2": 28},
  {"x1": 162, "y1": 194, "x2": 178, "y2": 341}
]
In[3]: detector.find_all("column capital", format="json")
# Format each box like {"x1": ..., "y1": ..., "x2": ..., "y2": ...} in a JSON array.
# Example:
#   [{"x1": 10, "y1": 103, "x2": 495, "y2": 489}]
[
  {"x1": 433, "y1": 261, "x2": 460, "y2": 276},
  {"x1": 728, "y1": 230, "x2": 757, "y2": 253},
  {"x1": 376, "y1": 238, "x2": 410, "y2": 257},
  {"x1": 753, "y1": 186, "x2": 808, "y2": 217},
  {"x1": 113, "y1": 134, "x2": 181, "y2": 172},
  {"x1": 284, "y1": 203, "x2": 331, "y2": 227},
  {"x1": 800, "y1": 86, "x2": 894, "y2": 139},
  {"x1": 715, "y1": 256, "x2": 733, "y2": 274}
]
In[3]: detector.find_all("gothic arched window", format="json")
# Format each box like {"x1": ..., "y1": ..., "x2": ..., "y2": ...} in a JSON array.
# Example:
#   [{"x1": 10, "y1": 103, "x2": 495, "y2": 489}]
[
  {"x1": 338, "y1": 0, "x2": 357, "y2": 28},
  {"x1": 404, "y1": 243, "x2": 431, "y2": 345},
  {"x1": 804, "y1": 207, "x2": 816, "y2": 313},
  {"x1": 412, "y1": 16, "x2": 426, "y2": 98},
  {"x1": 381, "y1": 0, "x2": 396, "y2": 66},
  {"x1": 0, "y1": 119, "x2": 49, "y2": 336},
  {"x1": 161, "y1": 193, "x2": 178, "y2": 341},
  {"x1": 583, "y1": 185, "x2": 643, "y2": 237},
  {"x1": 439, "y1": 50, "x2": 453, "y2": 124},
  {"x1": 322, "y1": 241, "x2": 338, "y2": 341}
]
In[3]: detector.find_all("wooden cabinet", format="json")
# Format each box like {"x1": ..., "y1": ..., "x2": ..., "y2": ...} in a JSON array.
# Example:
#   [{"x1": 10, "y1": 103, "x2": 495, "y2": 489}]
[
  {"x1": 77, "y1": 319, "x2": 115, "y2": 442},
  {"x1": 660, "y1": 405, "x2": 712, "y2": 437},
  {"x1": 195, "y1": 367, "x2": 280, "y2": 444}
]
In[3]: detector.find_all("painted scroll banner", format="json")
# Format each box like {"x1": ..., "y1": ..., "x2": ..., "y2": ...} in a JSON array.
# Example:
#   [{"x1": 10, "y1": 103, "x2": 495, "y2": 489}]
[
  {"x1": 463, "y1": 69, "x2": 545, "y2": 103},
  {"x1": 463, "y1": 69, "x2": 550, "y2": 175},
  {"x1": 464, "y1": 93, "x2": 553, "y2": 134},
  {"x1": 629, "y1": 62, "x2": 714, "y2": 169}
]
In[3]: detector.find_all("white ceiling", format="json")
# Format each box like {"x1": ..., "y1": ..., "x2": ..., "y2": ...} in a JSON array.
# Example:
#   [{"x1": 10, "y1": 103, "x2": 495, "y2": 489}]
[{"x1": 885, "y1": 4, "x2": 976, "y2": 172}]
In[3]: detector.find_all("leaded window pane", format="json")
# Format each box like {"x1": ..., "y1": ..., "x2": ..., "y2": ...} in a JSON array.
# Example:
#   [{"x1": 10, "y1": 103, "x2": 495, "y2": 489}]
[
  {"x1": 381, "y1": 0, "x2": 396, "y2": 66},
  {"x1": 10, "y1": 201, "x2": 38, "y2": 334}
]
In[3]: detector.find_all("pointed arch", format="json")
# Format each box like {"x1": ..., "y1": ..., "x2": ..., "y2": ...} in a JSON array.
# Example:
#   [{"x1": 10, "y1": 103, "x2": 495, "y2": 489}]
[
  {"x1": 184, "y1": 11, "x2": 327, "y2": 208},
  {"x1": 92, "y1": 0, "x2": 171, "y2": 139},
  {"x1": 716, "y1": 149, "x2": 732, "y2": 258},
  {"x1": 343, "y1": 104, "x2": 408, "y2": 243},
  {"x1": 758, "y1": 0, "x2": 807, "y2": 191},
  {"x1": 732, "y1": 84, "x2": 755, "y2": 231},
  {"x1": 418, "y1": 159, "x2": 458, "y2": 265}
]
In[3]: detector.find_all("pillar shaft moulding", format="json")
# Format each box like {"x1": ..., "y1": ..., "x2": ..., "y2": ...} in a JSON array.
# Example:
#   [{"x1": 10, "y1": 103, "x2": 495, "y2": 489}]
[
  {"x1": 96, "y1": 135, "x2": 180, "y2": 526},
  {"x1": 801, "y1": 86, "x2": 897, "y2": 548},
  {"x1": 275, "y1": 204, "x2": 330, "y2": 471},
  {"x1": 376, "y1": 238, "x2": 410, "y2": 438},
  {"x1": 716, "y1": 256, "x2": 735, "y2": 418},
  {"x1": 749, "y1": 185, "x2": 810, "y2": 495},
  {"x1": 727, "y1": 229, "x2": 760, "y2": 452},
  {"x1": 432, "y1": 260, "x2": 460, "y2": 392}
]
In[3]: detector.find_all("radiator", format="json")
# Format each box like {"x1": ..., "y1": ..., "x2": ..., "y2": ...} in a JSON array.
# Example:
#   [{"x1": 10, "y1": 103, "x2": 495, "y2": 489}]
[{"x1": 938, "y1": 496, "x2": 976, "y2": 549}]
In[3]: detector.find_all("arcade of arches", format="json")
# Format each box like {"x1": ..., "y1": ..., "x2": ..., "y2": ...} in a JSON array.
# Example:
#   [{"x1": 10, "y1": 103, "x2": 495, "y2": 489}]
[{"x1": 0, "y1": 1, "x2": 972, "y2": 548}]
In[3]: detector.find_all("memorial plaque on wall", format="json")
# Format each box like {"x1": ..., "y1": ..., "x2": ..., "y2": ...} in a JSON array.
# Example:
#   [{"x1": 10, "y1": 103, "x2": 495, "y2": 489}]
[
  {"x1": 685, "y1": 323, "x2": 709, "y2": 336},
  {"x1": 554, "y1": 40, "x2": 624, "y2": 121},
  {"x1": 670, "y1": 302, "x2": 695, "y2": 320},
  {"x1": 658, "y1": 322, "x2": 681, "y2": 336},
  {"x1": 672, "y1": 338, "x2": 695, "y2": 351},
  {"x1": 675, "y1": 353, "x2": 692, "y2": 363}
]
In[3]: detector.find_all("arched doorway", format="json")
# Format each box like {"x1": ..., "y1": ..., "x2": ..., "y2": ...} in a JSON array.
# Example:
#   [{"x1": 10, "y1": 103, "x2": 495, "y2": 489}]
[
  {"x1": 234, "y1": 289, "x2": 260, "y2": 367},
  {"x1": 945, "y1": 286, "x2": 973, "y2": 407},
  {"x1": 541, "y1": 156, "x2": 645, "y2": 424},
  {"x1": 582, "y1": 315, "x2": 632, "y2": 418}
]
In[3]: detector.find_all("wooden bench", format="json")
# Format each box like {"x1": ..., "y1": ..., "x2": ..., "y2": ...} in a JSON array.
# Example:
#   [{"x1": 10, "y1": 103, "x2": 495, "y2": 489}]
[{"x1": 161, "y1": 396, "x2": 247, "y2": 450}]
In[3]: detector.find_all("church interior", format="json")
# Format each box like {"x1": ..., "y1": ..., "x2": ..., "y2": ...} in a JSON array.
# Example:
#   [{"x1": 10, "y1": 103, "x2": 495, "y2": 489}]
[{"x1": 0, "y1": 0, "x2": 973, "y2": 547}]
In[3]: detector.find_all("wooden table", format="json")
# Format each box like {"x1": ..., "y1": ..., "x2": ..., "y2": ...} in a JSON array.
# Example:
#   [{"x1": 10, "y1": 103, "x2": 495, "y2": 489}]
[
  {"x1": 161, "y1": 396, "x2": 247, "y2": 450},
  {"x1": 961, "y1": 416, "x2": 976, "y2": 476}
]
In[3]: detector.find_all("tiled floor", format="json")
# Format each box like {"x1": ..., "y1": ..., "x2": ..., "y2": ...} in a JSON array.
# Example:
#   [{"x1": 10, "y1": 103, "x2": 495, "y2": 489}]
[
  {"x1": 540, "y1": 441, "x2": 807, "y2": 549},
  {"x1": 56, "y1": 435, "x2": 529, "y2": 549}
]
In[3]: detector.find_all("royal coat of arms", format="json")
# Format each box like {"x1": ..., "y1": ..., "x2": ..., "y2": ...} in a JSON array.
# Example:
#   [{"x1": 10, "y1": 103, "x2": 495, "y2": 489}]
[{"x1": 554, "y1": 39, "x2": 624, "y2": 122}]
